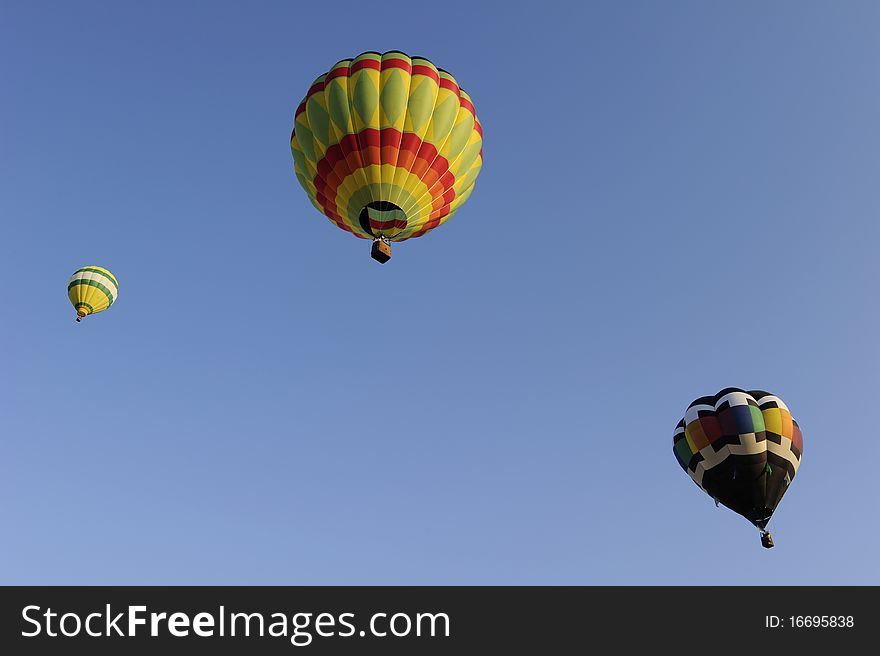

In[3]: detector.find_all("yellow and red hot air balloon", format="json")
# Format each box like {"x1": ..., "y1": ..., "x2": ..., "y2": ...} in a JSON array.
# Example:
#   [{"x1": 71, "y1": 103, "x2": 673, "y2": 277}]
[
  {"x1": 291, "y1": 51, "x2": 483, "y2": 263},
  {"x1": 68, "y1": 266, "x2": 118, "y2": 322}
]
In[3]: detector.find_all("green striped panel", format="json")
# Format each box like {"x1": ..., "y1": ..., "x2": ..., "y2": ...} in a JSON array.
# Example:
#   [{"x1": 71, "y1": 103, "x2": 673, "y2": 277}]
[
  {"x1": 68, "y1": 279, "x2": 115, "y2": 305},
  {"x1": 73, "y1": 267, "x2": 118, "y2": 288}
]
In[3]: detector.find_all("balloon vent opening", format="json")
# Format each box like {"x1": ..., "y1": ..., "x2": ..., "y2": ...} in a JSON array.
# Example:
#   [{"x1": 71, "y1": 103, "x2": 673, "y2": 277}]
[{"x1": 359, "y1": 201, "x2": 407, "y2": 238}]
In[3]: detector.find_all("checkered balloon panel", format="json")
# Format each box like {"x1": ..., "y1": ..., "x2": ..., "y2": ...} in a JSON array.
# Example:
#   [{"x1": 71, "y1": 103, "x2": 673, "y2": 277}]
[{"x1": 673, "y1": 388, "x2": 802, "y2": 529}]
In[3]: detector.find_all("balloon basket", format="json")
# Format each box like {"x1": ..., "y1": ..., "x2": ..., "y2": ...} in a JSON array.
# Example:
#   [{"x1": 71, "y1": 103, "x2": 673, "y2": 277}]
[
  {"x1": 761, "y1": 533, "x2": 774, "y2": 549},
  {"x1": 371, "y1": 239, "x2": 392, "y2": 264}
]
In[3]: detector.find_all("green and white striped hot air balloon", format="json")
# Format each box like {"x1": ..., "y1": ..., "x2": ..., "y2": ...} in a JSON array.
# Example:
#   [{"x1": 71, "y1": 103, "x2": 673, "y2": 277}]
[{"x1": 68, "y1": 266, "x2": 119, "y2": 322}]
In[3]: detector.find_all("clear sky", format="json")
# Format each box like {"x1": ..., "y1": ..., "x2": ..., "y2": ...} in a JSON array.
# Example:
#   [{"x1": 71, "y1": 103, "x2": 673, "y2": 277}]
[{"x1": 2, "y1": 0, "x2": 879, "y2": 585}]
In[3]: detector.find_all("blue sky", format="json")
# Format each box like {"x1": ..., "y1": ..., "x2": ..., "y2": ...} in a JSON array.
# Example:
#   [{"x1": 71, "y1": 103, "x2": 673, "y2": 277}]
[{"x1": 2, "y1": 0, "x2": 878, "y2": 584}]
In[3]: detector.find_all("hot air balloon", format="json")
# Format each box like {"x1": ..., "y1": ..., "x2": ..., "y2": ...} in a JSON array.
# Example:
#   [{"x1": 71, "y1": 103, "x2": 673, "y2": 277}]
[
  {"x1": 68, "y1": 266, "x2": 118, "y2": 322},
  {"x1": 673, "y1": 388, "x2": 803, "y2": 548},
  {"x1": 291, "y1": 51, "x2": 483, "y2": 263}
]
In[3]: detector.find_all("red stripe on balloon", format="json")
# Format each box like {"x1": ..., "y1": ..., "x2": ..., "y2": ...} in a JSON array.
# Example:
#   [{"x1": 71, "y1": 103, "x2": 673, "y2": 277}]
[
  {"x1": 411, "y1": 65, "x2": 440, "y2": 83},
  {"x1": 382, "y1": 58, "x2": 412, "y2": 73},
  {"x1": 381, "y1": 127, "x2": 402, "y2": 149},
  {"x1": 369, "y1": 217, "x2": 408, "y2": 231},
  {"x1": 358, "y1": 129, "x2": 381, "y2": 149},
  {"x1": 381, "y1": 127, "x2": 403, "y2": 173},
  {"x1": 352, "y1": 58, "x2": 381, "y2": 73},
  {"x1": 309, "y1": 128, "x2": 457, "y2": 234},
  {"x1": 409, "y1": 142, "x2": 438, "y2": 180},
  {"x1": 430, "y1": 156, "x2": 449, "y2": 177},
  {"x1": 439, "y1": 78, "x2": 459, "y2": 93},
  {"x1": 306, "y1": 80, "x2": 325, "y2": 99},
  {"x1": 326, "y1": 65, "x2": 351, "y2": 81},
  {"x1": 396, "y1": 133, "x2": 422, "y2": 170}
]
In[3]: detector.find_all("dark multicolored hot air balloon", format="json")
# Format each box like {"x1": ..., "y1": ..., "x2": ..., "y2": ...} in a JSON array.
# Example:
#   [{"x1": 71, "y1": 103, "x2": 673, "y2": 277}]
[
  {"x1": 68, "y1": 266, "x2": 119, "y2": 322},
  {"x1": 673, "y1": 388, "x2": 803, "y2": 548},
  {"x1": 290, "y1": 51, "x2": 483, "y2": 263}
]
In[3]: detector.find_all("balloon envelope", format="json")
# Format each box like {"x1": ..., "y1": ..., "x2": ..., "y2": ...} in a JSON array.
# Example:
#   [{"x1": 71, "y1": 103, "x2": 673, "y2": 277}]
[
  {"x1": 68, "y1": 266, "x2": 118, "y2": 320},
  {"x1": 673, "y1": 388, "x2": 803, "y2": 531},
  {"x1": 291, "y1": 51, "x2": 483, "y2": 243}
]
